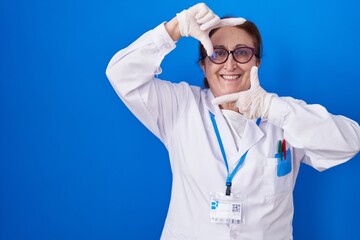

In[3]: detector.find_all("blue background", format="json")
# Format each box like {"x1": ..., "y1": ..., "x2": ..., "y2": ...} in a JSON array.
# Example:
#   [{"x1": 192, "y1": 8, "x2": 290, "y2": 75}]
[{"x1": 1, "y1": 0, "x2": 359, "y2": 239}]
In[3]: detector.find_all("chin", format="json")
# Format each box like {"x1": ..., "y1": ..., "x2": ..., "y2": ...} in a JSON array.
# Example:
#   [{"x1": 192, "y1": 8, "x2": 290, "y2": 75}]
[
  {"x1": 211, "y1": 85, "x2": 246, "y2": 97},
  {"x1": 221, "y1": 88, "x2": 244, "y2": 95}
]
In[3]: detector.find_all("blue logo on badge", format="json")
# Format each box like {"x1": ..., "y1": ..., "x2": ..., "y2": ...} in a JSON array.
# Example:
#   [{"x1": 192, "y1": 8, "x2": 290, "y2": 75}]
[{"x1": 211, "y1": 201, "x2": 219, "y2": 210}]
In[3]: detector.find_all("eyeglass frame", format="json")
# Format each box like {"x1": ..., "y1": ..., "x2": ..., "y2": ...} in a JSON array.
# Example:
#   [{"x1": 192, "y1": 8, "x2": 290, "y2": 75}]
[{"x1": 208, "y1": 47, "x2": 259, "y2": 64}]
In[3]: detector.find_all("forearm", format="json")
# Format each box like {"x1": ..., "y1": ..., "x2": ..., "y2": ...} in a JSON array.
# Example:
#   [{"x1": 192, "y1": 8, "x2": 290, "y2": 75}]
[
  {"x1": 106, "y1": 23, "x2": 176, "y2": 99},
  {"x1": 105, "y1": 23, "x2": 177, "y2": 140},
  {"x1": 165, "y1": 17, "x2": 181, "y2": 41},
  {"x1": 268, "y1": 96, "x2": 360, "y2": 170}
]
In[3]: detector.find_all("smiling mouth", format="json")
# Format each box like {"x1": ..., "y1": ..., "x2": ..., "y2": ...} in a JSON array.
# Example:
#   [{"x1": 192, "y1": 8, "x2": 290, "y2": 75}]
[{"x1": 221, "y1": 74, "x2": 241, "y2": 80}]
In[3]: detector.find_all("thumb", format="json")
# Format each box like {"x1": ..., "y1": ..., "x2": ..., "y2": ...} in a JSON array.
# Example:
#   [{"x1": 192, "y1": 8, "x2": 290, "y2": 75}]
[
  {"x1": 250, "y1": 66, "x2": 260, "y2": 88},
  {"x1": 212, "y1": 92, "x2": 240, "y2": 106},
  {"x1": 198, "y1": 35, "x2": 214, "y2": 56}
]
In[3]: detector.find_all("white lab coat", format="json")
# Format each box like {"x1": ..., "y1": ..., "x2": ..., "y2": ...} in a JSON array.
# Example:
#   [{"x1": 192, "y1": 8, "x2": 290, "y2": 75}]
[{"x1": 106, "y1": 23, "x2": 360, "y2": 240}]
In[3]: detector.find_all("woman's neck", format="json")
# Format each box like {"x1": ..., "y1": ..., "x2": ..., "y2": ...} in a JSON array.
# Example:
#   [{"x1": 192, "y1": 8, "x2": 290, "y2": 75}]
[{"x1": 219, "y1": 102, "x2": 239, "y2": 113}]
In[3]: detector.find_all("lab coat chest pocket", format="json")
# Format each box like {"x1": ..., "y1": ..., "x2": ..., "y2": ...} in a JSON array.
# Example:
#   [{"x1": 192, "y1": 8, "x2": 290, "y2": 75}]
[
  {"x1": 262, "y1": 148, "x2": 293, "y2": 196},
  {"x1": 275, "y1": 148, "x2": 292, "y2": 177}
]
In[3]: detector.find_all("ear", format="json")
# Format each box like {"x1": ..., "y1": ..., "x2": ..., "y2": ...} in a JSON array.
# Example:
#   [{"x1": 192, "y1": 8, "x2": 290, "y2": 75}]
[
  {"x1": 200, "y1": 61, "x2": 206, "y2": 74},
  {"x1": 256, "y1": 59, "x2": 261, "y2": 68}
]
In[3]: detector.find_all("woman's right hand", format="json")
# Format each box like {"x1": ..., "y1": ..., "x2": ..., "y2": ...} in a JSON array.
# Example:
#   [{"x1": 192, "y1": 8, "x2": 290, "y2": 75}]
[
  {"x1": 176, "y1": 3, "x2": 220, "y2": 56},
  {"x1": 165, "y1": 3, "x2": 246, "y2": 56}
]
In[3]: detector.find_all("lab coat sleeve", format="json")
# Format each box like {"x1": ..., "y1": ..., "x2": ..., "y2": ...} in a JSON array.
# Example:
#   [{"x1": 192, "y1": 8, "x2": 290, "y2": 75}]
[
  {"x1": 267, "y1": 96, "x2": 360, "y2": 171},
  {"x1": 105, "y1": 23, "x2": 189, "y2": 144}
]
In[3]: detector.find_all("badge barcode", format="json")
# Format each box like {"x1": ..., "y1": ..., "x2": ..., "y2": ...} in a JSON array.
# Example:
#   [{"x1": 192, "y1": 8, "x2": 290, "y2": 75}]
[
  {"x1": 232, "y1": 203, "x2": 241, "y2": 213},
  {"x1": 211, "y1": 217, "x2": 242, "y2": 224}
]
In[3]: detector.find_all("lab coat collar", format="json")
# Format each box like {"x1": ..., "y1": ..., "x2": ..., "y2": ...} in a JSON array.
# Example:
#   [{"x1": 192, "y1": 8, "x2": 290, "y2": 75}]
[{"x1": 205, "y1": 89, "x2": 217, "y2": 115}]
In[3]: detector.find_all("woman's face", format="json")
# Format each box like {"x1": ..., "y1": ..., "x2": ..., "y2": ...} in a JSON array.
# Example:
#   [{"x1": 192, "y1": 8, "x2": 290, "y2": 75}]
[{"x1": 201, "y1": 26, "x2": 259, "y2": 97}]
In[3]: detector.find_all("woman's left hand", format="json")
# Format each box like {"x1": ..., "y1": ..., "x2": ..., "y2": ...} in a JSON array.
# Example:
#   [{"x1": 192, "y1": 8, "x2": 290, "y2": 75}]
[{"x1": 212, "y1": 66, "x2": 275, "y2": 119}]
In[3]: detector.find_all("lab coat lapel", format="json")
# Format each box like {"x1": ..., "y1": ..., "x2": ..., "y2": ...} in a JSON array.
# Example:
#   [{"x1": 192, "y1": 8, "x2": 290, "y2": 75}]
[
  {"x1": 214, "y1": 110, "x2": 239, "y2": 161},
  {"x1": 206, "y1": 90, "x2": 245, "y2": 165},
  {"x1": 234, "y1": 119, "x2": 264, "y2": 165},
  {"x1": 205, "y1": 90, "x2": 265, "y2": 167}
]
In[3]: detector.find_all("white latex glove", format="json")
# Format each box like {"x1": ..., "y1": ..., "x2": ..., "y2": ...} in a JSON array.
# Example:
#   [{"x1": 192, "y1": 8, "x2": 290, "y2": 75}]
[
  {"x1": 212, "y1": 66, "x2": 275, "y2": 119},
  {"x1": 176, "y1": 3, "x2": 246, "y2": 56}
]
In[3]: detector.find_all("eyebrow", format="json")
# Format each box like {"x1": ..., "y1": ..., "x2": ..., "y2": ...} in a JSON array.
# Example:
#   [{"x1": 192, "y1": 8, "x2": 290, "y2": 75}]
[{"x1": 213, "y1": 44, "x2": 252, "y2": 49}]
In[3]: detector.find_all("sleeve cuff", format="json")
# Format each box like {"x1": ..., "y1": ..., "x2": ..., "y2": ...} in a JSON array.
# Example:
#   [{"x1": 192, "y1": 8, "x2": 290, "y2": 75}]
[
  {"x1": 150, "y1": 22, "x2": 177, "y2": 56},
  {"x1": 267, "y1": 96, "x2": 290, "y2": 128}
]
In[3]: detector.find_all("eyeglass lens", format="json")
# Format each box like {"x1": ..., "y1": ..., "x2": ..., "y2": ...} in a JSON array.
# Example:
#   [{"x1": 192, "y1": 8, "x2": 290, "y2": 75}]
[{"x1": 210, "y1": 47, "x2": 255, "y2": 64}]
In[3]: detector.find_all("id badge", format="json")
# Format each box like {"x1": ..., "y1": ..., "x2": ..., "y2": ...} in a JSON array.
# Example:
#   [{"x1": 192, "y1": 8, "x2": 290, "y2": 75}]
[{"x1": 210, "y1": 192, "x2": 244, "y2": 224}]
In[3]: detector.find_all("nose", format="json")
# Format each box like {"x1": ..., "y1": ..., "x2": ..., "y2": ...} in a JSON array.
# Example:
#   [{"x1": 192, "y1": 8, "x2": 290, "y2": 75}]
[{"x1": 223, "y1": 53, "x2": 237, "y2": 70}]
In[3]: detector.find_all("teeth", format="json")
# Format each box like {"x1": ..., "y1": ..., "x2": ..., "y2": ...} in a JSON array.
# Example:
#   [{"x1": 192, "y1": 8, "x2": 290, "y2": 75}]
[{"x1": 222, "y1": 75, "x2": 240, "y2": 80}]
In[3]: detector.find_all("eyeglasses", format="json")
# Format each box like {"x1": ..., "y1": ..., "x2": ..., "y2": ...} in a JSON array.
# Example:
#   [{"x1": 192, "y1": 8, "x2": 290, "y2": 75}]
[{"x1": 209, "y1": 47, "x2": 257, "y2": 64}]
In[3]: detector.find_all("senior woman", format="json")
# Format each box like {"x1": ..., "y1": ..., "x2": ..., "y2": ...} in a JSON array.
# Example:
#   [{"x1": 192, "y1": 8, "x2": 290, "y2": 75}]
[{"x1": 106, "y1": 3, "x2": 360, "y2": 239}]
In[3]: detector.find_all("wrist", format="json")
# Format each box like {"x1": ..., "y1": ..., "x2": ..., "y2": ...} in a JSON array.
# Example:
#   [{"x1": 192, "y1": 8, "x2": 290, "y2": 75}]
[
  {"x1": 165, "y1": 17, "x2": 182, "y2": 41},
  {"x1": 261, "y1": 93, "x2": 275, "y2": 119}
]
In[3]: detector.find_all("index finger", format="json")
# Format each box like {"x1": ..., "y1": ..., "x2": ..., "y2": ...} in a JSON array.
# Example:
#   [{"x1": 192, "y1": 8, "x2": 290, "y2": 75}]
[
  {"x1": 199, "y1": 15, "x2": 221, "y2": 31},
  {"x1": 212, "y1": 92, "x2": 240, "y2": 105},
  {"x1": 217, "y1": 18, "x2": 246, "y2": 27}
]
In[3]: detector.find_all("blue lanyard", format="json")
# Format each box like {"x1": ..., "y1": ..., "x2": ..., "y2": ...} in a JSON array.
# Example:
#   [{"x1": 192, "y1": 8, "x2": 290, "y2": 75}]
[{"x1": 209, "y1": 111, "x2": 260, "y2": 196}]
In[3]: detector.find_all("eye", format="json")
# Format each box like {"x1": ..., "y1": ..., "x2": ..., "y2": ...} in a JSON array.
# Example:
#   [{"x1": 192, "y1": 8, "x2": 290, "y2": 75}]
[
  {"x1": 234, "y1": 48, "x2": 251, "y2": 57},
  {"x1": 213, "y1": 49, "x2": 227, "y2": 58}
]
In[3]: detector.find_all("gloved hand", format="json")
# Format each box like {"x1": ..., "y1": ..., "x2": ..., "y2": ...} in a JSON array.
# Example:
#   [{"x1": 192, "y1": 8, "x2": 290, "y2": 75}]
[
  {"x1": 212, "y1": 66, "x2": 275, "y2": 119},
  {"x1": 176, "y1": 3, "x2": 246, "y2": 56}
]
